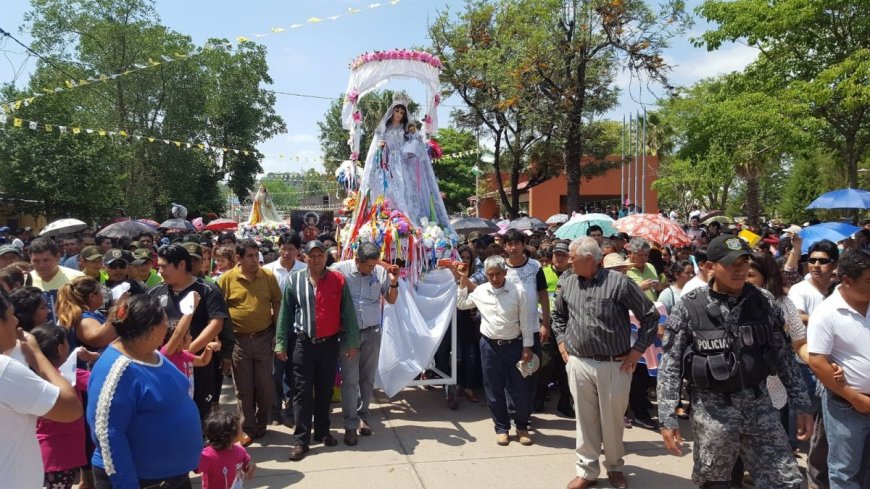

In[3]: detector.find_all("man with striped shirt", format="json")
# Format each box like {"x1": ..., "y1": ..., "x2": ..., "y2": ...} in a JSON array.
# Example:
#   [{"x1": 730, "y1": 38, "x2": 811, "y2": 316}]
[
  {"x1": 553, "y1": 237, "x2": 659, "y2": 489},
  {"x1": 274, "y1": 240, "x2": 359, "y2": 461}
]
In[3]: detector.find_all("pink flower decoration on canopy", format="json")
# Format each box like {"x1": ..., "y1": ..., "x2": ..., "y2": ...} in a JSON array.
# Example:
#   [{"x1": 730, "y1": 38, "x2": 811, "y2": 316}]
[
  {"x1": 347, "y1": 88, "x2": 359, "y2": 104},
  {"x1": 349, "y1": 49, "x2": 443, "y2": 71},
  {"x1": 350, "y1": 151, "x2": 359, "y2": 161},
  {"x1": 434, "y1": 94, "x2": 441, "y2": 106},
  {"x1": 352, "y1": 111, "x2": 362, "y2": 123}
]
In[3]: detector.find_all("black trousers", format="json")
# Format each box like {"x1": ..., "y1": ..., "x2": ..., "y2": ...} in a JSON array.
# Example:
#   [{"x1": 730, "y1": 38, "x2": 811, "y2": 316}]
[
  {"x1": 628, "y1": 363, "x2": 653, "y2": 419},
  {"x1": 94, "y1": 467, "x2": 191, "y2": 489},
  {"x1": 193, "y1": 357, "x2": 216, "y2": 423},
  {"x1": 292, "y1": 335, "x2": 339, "y2": 446}
]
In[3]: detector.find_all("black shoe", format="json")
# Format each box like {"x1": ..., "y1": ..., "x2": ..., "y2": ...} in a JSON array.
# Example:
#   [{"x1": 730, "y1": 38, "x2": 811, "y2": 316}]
[
  {"x1": 632, "y1": 417, "x2": 659, "y2": 430},
  {"x1": 344, "y1": 429, "x2": 358, "y2": 446},
  {"x1": 288, "y1": 444, "x2": 309, "y2": 461},
  {"x1": 556, "y1": 406, "x2": 575, "y2": 419},
  {"x1": 314, "y1": 433, "x2": 338, "y2": 447}
]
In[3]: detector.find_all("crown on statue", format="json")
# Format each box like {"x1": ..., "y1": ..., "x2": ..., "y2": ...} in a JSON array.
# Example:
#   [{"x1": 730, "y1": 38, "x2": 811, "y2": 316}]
[{"x1": 392, "y1": 95, "x2": 410, "y2": 107}]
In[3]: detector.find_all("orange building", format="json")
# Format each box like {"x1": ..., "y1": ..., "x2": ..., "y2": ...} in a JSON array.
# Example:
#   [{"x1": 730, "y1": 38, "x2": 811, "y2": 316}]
[{"x1": 477, "y1": 155, "x2": 658, "y2": 219}]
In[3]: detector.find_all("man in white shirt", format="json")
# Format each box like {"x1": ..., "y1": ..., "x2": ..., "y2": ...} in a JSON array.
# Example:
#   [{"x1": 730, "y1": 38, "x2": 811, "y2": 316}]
[
  {"x1": 680, "y1": 250, "x2": 709, "y2": 295},
  {"x1": 28, "y1": 237, "x2": 84, "y2": 322},
  {"x1": 263, "y1": 233, "x2": 307, "y2": 426},
  {"x1": 457, "y1": 255, "x2": 533, "y2": 447},
  {"x1": 788, "y1": 239, "x2": 838, "y2": 324},
  {"x1": 807, "y1": 249, "x2": 870, "y2": 489}
]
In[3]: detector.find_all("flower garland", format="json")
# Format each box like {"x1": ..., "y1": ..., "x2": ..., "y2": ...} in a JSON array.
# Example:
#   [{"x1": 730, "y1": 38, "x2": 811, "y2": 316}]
[{"x1": 349, "y1": 49, "x2": 443, "y2": 71}]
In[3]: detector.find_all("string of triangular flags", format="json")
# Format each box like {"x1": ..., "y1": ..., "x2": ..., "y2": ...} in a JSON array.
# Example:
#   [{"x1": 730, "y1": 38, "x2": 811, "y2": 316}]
[
  {"x1": 433, "y1": 149, "x2": 478, "y2": 161},
  {"x1": 0, "y1": 0, "x2": 410, "y2": 115},
  {"x1": 0, "y1": 112, "x2": 480, "y2": 165},
  {"x1": 0, "y1": 53, "x2": 189, "y2": 115}
]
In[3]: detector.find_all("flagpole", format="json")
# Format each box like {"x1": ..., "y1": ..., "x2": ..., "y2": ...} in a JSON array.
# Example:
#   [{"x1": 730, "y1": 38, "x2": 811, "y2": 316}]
[
  {"x1": 642, "y1": 107, "x2": 647, "y2": 214},
  {"x1": 621, "y1": 114, "x2": 626, "y2": 211},
  {"x1": 627, "y1": 114, "x2": 633, "y2": 212},
  {"x1": 634, "y1": 110, "x2": 640, "y2": 213}
]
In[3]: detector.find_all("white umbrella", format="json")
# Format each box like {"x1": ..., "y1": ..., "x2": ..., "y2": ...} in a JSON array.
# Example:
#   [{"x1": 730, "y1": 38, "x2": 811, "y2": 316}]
[
  {"x1": 546, "y1": 213, "x2": 570, "y2": 225},
  {"x1": 40, "y1": 218, "x2": 87, "y2": 237}
]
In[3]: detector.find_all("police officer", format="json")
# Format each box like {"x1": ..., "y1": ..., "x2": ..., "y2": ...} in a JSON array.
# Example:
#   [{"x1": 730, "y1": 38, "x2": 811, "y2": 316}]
[{"x1": 657, "y1": 235, "x2": 814, "y2": 489}]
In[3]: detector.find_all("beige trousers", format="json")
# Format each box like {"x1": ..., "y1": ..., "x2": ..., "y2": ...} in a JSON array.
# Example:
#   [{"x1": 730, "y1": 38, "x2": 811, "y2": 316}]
[{"x1": 566, "y1": 355, "x2": 633, "y2": 479}]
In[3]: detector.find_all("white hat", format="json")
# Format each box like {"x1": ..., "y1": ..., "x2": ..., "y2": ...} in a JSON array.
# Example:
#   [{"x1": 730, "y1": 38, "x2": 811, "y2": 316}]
[
  {"x1": 603, "y1": 253, "x2": 635, "y2": 269},
  {"x1": 516, "y1": 353, "x2": 540, "y2": 378},
  {"x1": 783, "y1": 224, "x2": 802, "y2": 234}
]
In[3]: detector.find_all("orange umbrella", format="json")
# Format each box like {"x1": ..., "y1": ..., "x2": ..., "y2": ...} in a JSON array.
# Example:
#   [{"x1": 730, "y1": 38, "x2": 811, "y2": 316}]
[{"x1": 614, "y1": 213, "x2": 692, "y2": 247}]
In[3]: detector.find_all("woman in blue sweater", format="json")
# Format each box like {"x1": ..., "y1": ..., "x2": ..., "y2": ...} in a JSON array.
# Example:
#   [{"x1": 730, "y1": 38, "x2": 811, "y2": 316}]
[{"x1": 87, "y1": 295, "x2": 202, "y2": 488}]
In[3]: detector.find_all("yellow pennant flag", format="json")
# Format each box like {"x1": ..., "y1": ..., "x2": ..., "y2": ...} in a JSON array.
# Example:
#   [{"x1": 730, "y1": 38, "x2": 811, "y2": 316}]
[
  {"x1": 197, "y1": 144, "x2": 205, "y2": 150},
  {"x1": 64, "y1": 80, "x2": 76, "y2": 89},
  {"x1": 99, "y1": 74, "x2": 108, "y2": 82},
  {"x1": 79, "y1": 79, "x2": 89, "y2": 87},
  {"x1": 43, "y1": 88, "x2": 55, "y2": 94},
  {"x1": 174, "y1": 141, "x2": 181, "y2": 147},
  {"x1": 279, "y1": 154, "x2": 285, "y2": 159},
  {"x1": 98, "y1": 130, "x2": 107, "y2": 136},
  {"x1": 148, "y1": 58, "x2": 161, "y2": 66},
  {"x1": 147, "y1": 137, "x2": 155, "y2": 143},
  {"x1": 72, "y1": 127, "x2": 81, "y2": 134},
  {"x1": 307, "y1": 17, "x2": 323, "y2": 23},
  {"x1": 119, "y1": 130, "x2": 128, "y2": 137},
  {"x1": 13, "y1": 118, "x2": 22, "y2": 127},
  {"x1": 271, "y1": 27, "x2": 284, "y2": 33},
  {"x1": 44, "y1": 124, "x2": 52, "y2": 132},
  {"x1": 236, "y1": 36, "x2": 250, "y2": 43},
  {"x1": 243, "y1": 150, "x2": 250, "y2": 156}
]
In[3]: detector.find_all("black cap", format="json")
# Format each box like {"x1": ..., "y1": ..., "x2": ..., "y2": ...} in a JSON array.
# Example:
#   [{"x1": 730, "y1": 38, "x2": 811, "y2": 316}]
[
  {"x1": 103, "y1": 249, "x2": 132, "y2": 266},
  {"x1": 552, "y1": 240, "x2": 570, "y2": 254},
  {"x1": 707, "y1": 235, "x2": 752, "y2": 265},
  {"x1": 181, "y1": 242, "x2": 203, "y2": 259},
  {"x1": 305, "y1": 240, "x2": 326, "y2": 254}
]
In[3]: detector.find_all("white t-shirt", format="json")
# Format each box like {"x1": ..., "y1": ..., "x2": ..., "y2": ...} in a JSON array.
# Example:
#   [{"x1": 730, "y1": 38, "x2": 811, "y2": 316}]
[
  {"x1": 786, "y1": 279, "x2": 826, "y2": 315},
  {"x1": 681, "y1": 275, "x2": 708, "y2": 295},
  {"x1": 807, "y1": 287, "x2": 870, "y2": 393},
  {"x1": 0, "y1": 355, "x2": 60, "y2": 488},
  {"x1": 263, "y1": 259, "x2": 307, "y2": 293},
  {"x1": 506, "y1": 257, "x2": 543, "y2": 340}
]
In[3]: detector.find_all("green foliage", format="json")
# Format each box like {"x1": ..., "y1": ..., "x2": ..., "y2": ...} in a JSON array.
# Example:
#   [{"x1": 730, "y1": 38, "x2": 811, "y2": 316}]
[
  {"x1": 697, "y1": 0, "x2": 870, "y2": 188},
  {"x1": 317, "y1": 90, "x2": 418, "y2": 176},
  {"x1": 259, "y1": 169, "x2": 333, "y2": 210},
  {"x1": 0, "y1": 0, "x2": 285, "y2": 222},
  {"x1": 430, "y1": 128, "x2": 480, "y2": 213},
  {"x1": 778, "y1": 153, "x2": 835, "y2": 224}
]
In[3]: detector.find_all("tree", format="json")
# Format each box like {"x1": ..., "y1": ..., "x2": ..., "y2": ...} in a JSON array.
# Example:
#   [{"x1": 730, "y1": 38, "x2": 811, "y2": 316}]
[
  {"x1": 697, "y1": 0, "x2": 870, "y2": 189},
  {"x1": 317, "y1": 90, "x2": 418, "y2": 175},
  {"x1": 507, "y1": 0, "x2": 689, "y2": 213},
  {"x1": 430, "y1": 127, "x2": 480, "y2": 213},
  {"x1": 778, "y1": 152, "x2": 835, "y2": 224},
  {"x1": 7, "y1": 0, "x2": 285, "y2": 220},
  {"x1": 430, "y1": 2, "x2": 561, "y2": 218}
]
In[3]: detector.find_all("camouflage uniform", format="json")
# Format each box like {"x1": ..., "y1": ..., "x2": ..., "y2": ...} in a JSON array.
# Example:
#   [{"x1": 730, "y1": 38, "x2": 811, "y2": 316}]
[{"x1": 657, "y1": 284, "x2": 812, "y2": 488}]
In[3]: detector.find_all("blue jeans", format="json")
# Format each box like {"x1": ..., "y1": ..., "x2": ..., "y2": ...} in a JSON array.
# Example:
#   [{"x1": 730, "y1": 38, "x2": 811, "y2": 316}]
[
  {"x1": 822, "y1": 390, "x2": 870, "y2": 489},
  {"x1": 480, "y1": 336, "x2": 530, "y2": 433}
]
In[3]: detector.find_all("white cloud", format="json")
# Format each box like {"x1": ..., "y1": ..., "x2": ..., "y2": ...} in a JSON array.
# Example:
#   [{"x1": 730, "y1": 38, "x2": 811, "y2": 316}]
[{"x1": 286, "y1": 133, "x2": 317, "y2": 144}]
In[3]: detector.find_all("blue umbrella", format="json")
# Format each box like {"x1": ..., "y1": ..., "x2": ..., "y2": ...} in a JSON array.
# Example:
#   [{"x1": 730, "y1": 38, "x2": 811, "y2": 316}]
[
  {"x1": 797, "y1": 222, "x2": 861, "y2": 253},
  {"x1": 806, "y1": 188, "x2": 870, "y2": 210},
  {"x1": 555, "y1": 213, "x2": 617, "y2": 239}
]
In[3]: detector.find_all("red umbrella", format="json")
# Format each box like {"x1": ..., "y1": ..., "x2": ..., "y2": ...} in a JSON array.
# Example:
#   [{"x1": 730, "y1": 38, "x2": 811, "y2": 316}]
[
  {"x1": 137, "y1": 218, "x2": 160, "y2": 228},
  {"x1": 614, "y1": 213, "x2": 692, "y2": 247},
  {"x1": 205, "y1": 218, "x2": 239, "y2": 231}
]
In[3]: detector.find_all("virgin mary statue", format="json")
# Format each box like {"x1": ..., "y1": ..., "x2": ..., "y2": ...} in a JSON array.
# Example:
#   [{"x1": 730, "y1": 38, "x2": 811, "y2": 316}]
[
  {"x1": 360, "y1": 98, "x2": 451, "y2": 229},
  {"x1": 247, "y1": 184, "x2": 284, "y2": 226}
]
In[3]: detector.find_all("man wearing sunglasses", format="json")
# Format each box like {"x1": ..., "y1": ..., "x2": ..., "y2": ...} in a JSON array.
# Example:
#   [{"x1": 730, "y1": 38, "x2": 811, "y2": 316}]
[
  {"x1": 101, "y1": 249, "x2": 146, "y2": 298},
  {"x1": 788, "y1": 239, "x2": 838, "y2": 326}
]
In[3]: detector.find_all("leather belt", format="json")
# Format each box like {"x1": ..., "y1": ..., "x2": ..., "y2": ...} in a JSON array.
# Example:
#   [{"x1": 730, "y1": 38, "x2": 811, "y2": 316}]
[
  {"x1": 580, "y1": 351, "x2": 629, "y2": 362},
  {"x1": 234, "y1": 325, "x2": 274, "y2": 339},
  {"x1": 484, "y1": 335, "x2": 521, "y2": 346},
  {"x1": 296, "y1": 330, "x2": 338, "y2": 344}
]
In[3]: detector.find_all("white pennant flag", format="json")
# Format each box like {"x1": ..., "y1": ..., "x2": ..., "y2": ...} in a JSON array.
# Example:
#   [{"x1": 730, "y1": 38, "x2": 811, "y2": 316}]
[{"x1": 28, "y1": 121, "x2": 38, "y2": 130}]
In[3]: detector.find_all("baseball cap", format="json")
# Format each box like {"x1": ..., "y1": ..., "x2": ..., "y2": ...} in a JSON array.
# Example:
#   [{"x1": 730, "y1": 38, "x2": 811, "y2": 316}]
[
  {"x1": 0, "y1": 227, "x2": 9, "y2": 233},
  {"x1": 181, "y1": 242, "x2": 203, "y2": 259},
  {"x1": 0, "y1": 244, "x2": 22, "y2": 257},
  {"x1": 552, "y1": 240, "x2": 570, "y2": 254},
  {"x1": 468, "y1": 231, "x2": 482, "y2": 242},
  {"x1": 305, "y1": 240, "x2": 326, "y2": 254},
  {"x1": 103, "y1": 249, "x2": 132, "y2": 266},
  {"x1": 128, "y1": 241, "x2": 140, "y2": 250},
  {"x1": 783, "y1": 224, "x2": 802, "y2": 235},
  {"x1": 707, "y1": 235, "x2": 752, "y2": 265},
  {"x1": 80, "y1": 246, "x2": 104, "y2": 262},
  {"x1": 130, "y1": 248, "x2": 154, "y2": 265}
]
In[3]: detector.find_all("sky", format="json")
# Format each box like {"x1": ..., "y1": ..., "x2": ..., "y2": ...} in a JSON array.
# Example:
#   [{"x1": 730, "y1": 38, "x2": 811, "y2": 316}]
[{"x1": 0, "y1": 0, "x2": 758, "y2": 176}]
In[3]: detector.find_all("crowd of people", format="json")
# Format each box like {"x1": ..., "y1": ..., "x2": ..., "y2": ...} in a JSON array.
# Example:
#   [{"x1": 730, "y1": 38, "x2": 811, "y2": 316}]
[{"x1": 0, "y1": 212, "x2": 868, "y2": 488}]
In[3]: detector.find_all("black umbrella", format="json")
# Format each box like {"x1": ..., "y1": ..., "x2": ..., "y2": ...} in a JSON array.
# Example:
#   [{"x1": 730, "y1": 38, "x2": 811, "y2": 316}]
[
  {"x1": 450, "y1": 217, "x2": 500, "y2": 235},
  {"x1": 97, "y1": 220, "x2": 157, "y2": 239},
  {"x1": 507, "y1": 216, "x2": 547, "y2": 231},
  {"x1": 159, "y1": 218, "x2": 195, "y2": 232}
]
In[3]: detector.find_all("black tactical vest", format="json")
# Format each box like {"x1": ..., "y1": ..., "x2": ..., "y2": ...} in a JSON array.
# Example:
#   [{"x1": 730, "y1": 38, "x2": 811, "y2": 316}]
[{"x1": 681, "y1": 287, "x2": 773, "y2": 394}]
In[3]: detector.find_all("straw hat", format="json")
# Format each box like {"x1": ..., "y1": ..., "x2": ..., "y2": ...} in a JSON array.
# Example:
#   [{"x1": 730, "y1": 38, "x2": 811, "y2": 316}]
[{"x1": 603, "y1": 253, "x2": 635, "y2": 269}]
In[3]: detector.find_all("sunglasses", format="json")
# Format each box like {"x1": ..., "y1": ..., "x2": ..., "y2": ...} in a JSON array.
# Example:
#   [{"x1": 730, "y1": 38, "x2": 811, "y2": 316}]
[
  {"x1": 107, "y1": 262, "x2": 128, "y2": 269},
  {"x1": 807, "y1": 258, "x2": 832, "y2": 265}
]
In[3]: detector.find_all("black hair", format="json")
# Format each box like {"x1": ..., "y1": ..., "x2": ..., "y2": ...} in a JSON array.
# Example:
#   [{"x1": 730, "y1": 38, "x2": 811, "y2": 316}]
[
  {"x1": 218, "y1": 232, "x2": 237, "y2": 245},
  {"x1": 30, "y1": 323, "x2": 68, "y2": 364},
  {"x1": 693, "y1": 250, "x2": 708, "y2": 265},
  {"x1": 808, "y1": 239, "x2": 839, "y2": 262},
  {"x1": 61, "y1": 234, "x2": 82, "y2": 244},
  {"x1": 390, "y1": 104, "x2": 410, "y2": 128},
  {"x1": 648, "y1": 248, "x2": 665, "y2": 276},
  {"x1": 10, "y1": 286, "x2": 46, "y2": 332},
  {"x1": 837, "y1": 249, "x2": 870, "y2": 280},
  {"x1": 0, "y1": 288, "x2": 14, "y2": 327},
  {"x1": 28, "y1": 237, "x2": 58, "y2": 256},
  {"x1": 235, "y1": 239, "x2": 260, "y2": 257},
  {"x1": 749, "y1": 252, "x2": 786, "y2": 299},
  {"x1": 157, "y1": 244, "x2": 193, "y2": 273},
  {"x1": 136, "y1": 232, "x2": 154, "y2": 241},
  {"x1": 0, "y1": 266, "x2": 25, "y2": 291},
  {"x1": 586, "y1": 225, "x2": 604, "y2": 236},
  {"x1": 204, "y1": 409, "x2": 241, "y2": 451},
  {"x1": 278, "y1": 233, "x2": 302, "y2": 250},
  {"x1": 95, "y1": 236, "x2": 112, "y2": 247},
  {"x1": 670, "y1": 259, "x2": 694, "y2": 279},
  {"x1": 502, "y1": 229, "x2": 526, "y2": 244},
  {"x1": 111, "y1": 295, "x2": 166, "y2": 341}
]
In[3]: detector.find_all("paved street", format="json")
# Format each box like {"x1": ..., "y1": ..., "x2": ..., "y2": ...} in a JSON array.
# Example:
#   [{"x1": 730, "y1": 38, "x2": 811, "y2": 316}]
[{"x1": 197, "y1": 382, "x2": 808, "y2": 489}]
